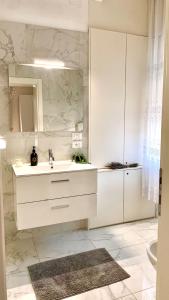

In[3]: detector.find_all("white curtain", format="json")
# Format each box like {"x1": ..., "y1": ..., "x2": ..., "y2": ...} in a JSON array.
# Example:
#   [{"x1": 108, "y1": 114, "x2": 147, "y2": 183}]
[{"x1": 142, "y1": 0, "x2": 165, "y2": 203}]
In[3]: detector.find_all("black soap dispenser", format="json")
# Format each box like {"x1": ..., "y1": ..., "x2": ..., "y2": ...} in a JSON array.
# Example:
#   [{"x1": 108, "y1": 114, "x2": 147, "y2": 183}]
[{"x1": 30, "y1": 146, "x2": 38, "y2": 166}]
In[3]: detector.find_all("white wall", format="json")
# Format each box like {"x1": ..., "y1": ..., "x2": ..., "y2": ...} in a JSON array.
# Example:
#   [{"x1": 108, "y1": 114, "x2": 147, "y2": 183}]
[
  {"x1": 89, "y1": 0, "x2": 149, "y2": 36},
  {"x1": 0, "y1": 0, "x2": 88, "y2": 32}
]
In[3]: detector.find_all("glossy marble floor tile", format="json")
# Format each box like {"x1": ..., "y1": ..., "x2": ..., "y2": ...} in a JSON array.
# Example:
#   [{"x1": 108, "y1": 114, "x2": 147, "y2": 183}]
[
  {"x1": 65, "y1": 287, "x2": 113, "y2": 300},
  {"x1": 7, "y1": 284, "x2": 36, "y2": 300},
  {"x1": 123, "y1": 264, "x2": 155, "y2": 294},
  {"x1": 6, "y1": 219, "x2": 158, "y2": 300},
  {"x1": 91, "y1": 231, "x2": 145, "y2": 251},
  {"x1": 6, "y1": 270, "x2": 31, "y2": 289},
  {"x1": 119, "y1": 296, "x2": 137, "y2": 300},
  {"x1": 134, "y1": 287, "x2": 156, "y2": 300},
  {"x1": 109, "y1": 281, "x2": 131, "y2": 298},
  {"x1": 6, "y1": 238, "x2": 39, "y2": 275},
  {"x1": 109, "y1": 243, "x2": 149, "y2": 268},
  {"x1": 34, "y1": 234, "x2": 95, "y2": 261}
]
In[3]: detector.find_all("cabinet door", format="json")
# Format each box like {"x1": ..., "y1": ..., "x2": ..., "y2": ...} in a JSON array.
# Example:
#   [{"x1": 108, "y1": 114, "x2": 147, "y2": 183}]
[
  {"x1": 88, "y1": 170, "x2": 123, "y2": 229},
  {"x1": 124, "y1": 169, "x2": 155, "y2": 222},
  {"x1": 124, "y1": 34, "x2": 148, "y2": 164},
  {"x1": 89, "y1": 28, "x2": 126, "y2": 167}
]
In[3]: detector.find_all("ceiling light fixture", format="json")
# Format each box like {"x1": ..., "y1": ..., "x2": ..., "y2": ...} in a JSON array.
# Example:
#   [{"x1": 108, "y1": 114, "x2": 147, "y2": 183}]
[
  {"x1": 34, "y1": 59, "x2": 65, "y2": 68},
  {"x1": 21, "y1": 59, "x2": 71, "y2": 70},
  {"x1": 0, "y1": 136, "x2": 6, "y2": 150}
]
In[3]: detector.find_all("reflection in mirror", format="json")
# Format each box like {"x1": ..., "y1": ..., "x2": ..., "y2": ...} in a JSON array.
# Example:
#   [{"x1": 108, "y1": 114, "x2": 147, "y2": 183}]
[{"x1": 8, "y1": 63, "x2": 84, "y2": 132}]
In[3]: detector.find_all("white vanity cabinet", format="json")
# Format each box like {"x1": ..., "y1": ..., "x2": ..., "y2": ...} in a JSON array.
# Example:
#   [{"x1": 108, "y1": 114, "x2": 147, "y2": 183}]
[
  {"x1": 89, "y1": 168, "x2": 155, "y2": 229},
  {"x1": 15, "y1": 171, "x2": 97, "y2": 204},
  {"x1": 13, "y1": 163, "x2": 97, "y2": 230},
  {"x1": 88, "y1": 170, "x2": 123, "y2": 229}
]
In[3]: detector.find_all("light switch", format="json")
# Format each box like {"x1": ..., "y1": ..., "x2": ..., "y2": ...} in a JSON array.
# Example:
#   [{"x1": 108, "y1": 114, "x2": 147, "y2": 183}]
[
  {"x1": 72, "y1": 141, "x2": 83, "y2": 149},
  {"x1": 72, "y1": 132, "x2": 83, "y2": 141}
]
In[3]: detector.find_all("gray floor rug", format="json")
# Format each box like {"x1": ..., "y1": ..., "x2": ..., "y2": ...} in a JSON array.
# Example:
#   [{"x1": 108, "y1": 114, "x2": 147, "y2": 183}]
[{"x1": 28, "y1": 248, "x2": 130, "y2": 300}]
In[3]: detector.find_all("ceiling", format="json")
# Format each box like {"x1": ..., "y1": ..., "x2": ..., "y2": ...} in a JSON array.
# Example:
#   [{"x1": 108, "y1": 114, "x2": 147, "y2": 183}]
[{"x1": 0, "y1": 0, "x2": 88, "y2": 32}]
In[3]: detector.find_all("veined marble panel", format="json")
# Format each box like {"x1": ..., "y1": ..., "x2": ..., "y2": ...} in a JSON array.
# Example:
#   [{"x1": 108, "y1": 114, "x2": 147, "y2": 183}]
[{"x1": 0, "y1": 20, "x2": 88, "y2": 239}]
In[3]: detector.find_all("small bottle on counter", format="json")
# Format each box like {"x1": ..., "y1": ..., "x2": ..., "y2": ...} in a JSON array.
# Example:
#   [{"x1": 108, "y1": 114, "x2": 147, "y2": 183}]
[{"x1": 30, "y1": 146, "x2": 38, "y2": 166}]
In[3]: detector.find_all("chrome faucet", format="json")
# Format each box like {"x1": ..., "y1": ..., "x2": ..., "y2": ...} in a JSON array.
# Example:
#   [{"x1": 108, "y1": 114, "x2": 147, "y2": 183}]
[{"x1": 48, "y1": 149, "x2": 55, "y2": 168}]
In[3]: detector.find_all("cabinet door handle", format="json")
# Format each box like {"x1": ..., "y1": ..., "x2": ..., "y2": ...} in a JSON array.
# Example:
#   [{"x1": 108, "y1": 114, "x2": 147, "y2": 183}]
[
  {"x1": 51, "y1": 204, "x2": 70, "y2": 210},
  {"x1": 51, "y1": 179, "x2": 69, "y2": 183},
  {"x1": 158, "y1": 168, "x2": 162, "y2": 216}
]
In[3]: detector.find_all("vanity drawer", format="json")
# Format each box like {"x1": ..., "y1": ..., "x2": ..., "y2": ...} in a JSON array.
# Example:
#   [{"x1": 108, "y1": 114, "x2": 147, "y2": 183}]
[
  {"x1": 16, "y1": 194, "x2": 97, "y2": 230},
  {"x1": 16, "y1": 175, "x2": 50, "y2": 204},
  {"x1": 16, "y1": 170, "x2": 97, "y2": 204},
  {"x1": 49, "y1": 171, "x2": 97, "y2": 199}
]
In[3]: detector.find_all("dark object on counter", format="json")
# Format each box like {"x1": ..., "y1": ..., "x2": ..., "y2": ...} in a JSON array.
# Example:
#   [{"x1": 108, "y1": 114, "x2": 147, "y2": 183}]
[
  {"x1": 72, "y1": 152, "x2": 88, "y2": 164},
  {"x1": 105, "y1": 162, "x2": 139, "y2": 169},
  {"x1": 105, "y1": 162, "x2": 127, "y2": 169},
  {"x1": 30, "y1": 146, "x2": 38, "y2": 166},
  {"x1": 128, "y1": 163, "x2": 139, "y2": 168}
]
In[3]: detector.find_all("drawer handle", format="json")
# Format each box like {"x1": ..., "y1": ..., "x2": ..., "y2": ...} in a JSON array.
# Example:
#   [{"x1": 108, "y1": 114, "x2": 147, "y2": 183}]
[
  {"x1": 51, "y1": 179, "x2": 70, "y2": 183},
  {"x1": 51, "y1": 204, "x2": 70, "y2": 210}
]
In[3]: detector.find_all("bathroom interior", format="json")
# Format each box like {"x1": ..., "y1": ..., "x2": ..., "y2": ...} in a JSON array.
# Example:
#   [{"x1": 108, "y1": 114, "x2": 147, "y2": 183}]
[{"x1": 0, "y1": 0, "x2": 165, "y2": 299}]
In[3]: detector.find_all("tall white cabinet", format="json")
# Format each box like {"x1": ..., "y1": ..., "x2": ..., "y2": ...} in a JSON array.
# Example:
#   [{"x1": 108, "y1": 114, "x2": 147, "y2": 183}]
[
  {"x1": 89, "y1": 28, "x2": 155, "y2": 229},
  {"x1": 89, "y1": 29, "x2": 126, "y2": 167},
  {"x1": 124, "y1": 34, "x2": 148, "y2": 164}
]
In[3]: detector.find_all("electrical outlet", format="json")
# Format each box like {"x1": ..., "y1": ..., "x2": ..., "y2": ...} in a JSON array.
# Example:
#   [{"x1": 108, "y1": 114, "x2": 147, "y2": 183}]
[
  {"x1": 72, "y1": 132, "x2": 83, "y2": 141},
  {"x1": 72, "y1": 141, "x2": 82, "y2": 149}
]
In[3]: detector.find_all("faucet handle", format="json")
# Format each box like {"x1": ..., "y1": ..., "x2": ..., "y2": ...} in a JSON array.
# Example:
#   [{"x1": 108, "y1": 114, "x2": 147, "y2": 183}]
[{"x1": 48, "y1": 148, "x2": 54, "y2": 161}]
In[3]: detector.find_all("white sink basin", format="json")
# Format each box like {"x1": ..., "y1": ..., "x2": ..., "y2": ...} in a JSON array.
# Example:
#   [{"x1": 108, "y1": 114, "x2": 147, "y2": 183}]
[
  {"x1": 13, "y1": 160, "x2": 97, "y2": 177},
  {"x1": 35, "y1": 161, "x2": 74, "y2": 172},
  {"x1": 147, "y1": 240, "x2": 157, "y2": 269}
]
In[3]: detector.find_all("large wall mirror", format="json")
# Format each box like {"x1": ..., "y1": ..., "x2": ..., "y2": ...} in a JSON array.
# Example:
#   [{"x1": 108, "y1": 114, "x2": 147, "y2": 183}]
[{"x1": 8, "y1": 63, "x2": 84, "y2": 132}]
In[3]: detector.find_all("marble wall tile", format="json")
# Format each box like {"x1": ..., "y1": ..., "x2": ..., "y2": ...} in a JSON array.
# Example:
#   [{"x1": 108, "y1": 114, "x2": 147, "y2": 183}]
[
  {"x1": 25, "y1": 26, "x2": 88, "y2": 67},
  {"x1": 37, "y1": 131, "x2": 73, "y2": 161},
  {"x1": 0, "y1": 86, "x2": 9, "y2": 134},
  {"x1": 0, "y1": 20, "x2": 88, "y2": 239},
  {"x1": 0, "y1": 64, "x2": 9, "y2": 83}
]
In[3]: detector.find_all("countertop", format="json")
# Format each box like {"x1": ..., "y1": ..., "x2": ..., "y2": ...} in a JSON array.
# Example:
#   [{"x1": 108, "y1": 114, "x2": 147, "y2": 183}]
[{"x1": 12, "y1": 161, "x2": 97, "y2": 177}]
